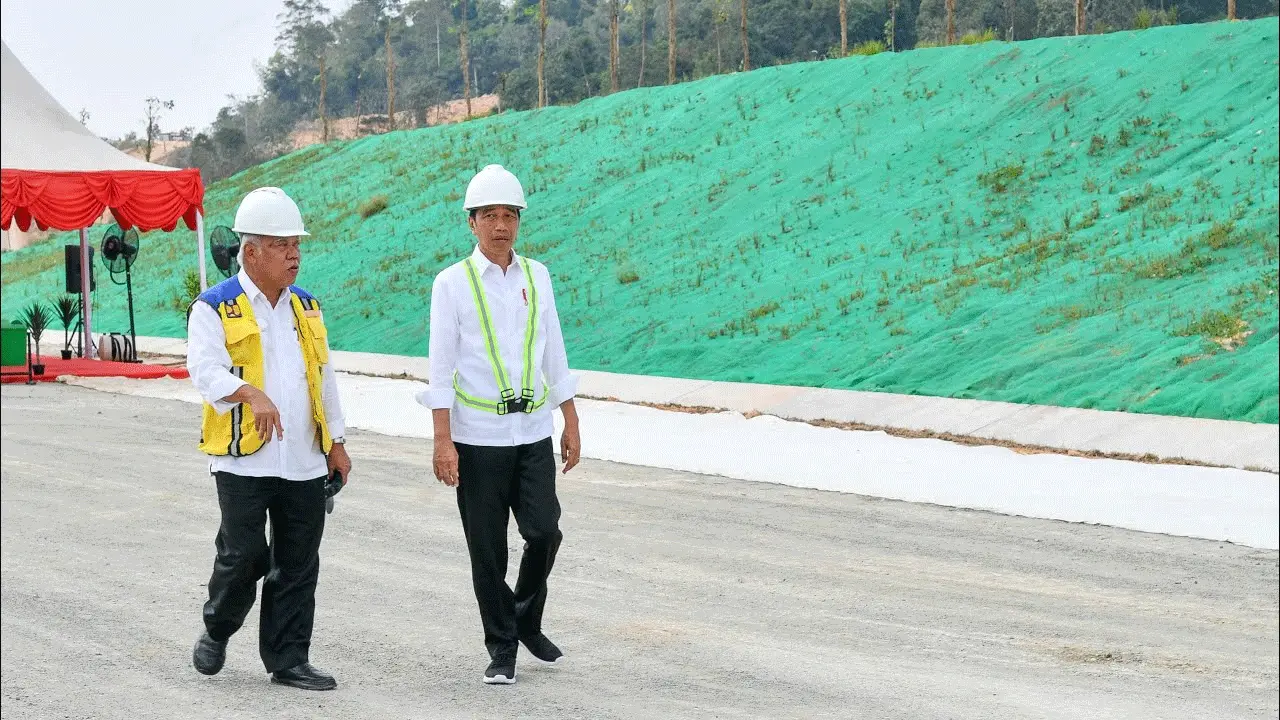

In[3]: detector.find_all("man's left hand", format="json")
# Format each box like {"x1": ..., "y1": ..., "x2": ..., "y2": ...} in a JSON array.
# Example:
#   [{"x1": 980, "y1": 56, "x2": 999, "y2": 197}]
[
  {"x1": 560, "y1": 422, "x2": 580, "y2": 474},
  {"x1": 327, "y1": 443, "x2": 352, "y2": 485}
]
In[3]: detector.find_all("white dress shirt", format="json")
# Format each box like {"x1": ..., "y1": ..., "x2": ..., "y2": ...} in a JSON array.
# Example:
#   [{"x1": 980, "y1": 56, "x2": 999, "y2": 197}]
[
  {"x1": 187, "y1": 270, "x2": 346, "y2": 481},
  {"x1": 421, "y1": 246, "x2": 578, "y2": 447}
]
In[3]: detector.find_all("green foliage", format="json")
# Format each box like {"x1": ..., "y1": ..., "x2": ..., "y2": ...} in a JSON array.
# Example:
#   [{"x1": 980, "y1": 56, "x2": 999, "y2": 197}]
[
  {"x1": 54, "y1": 296, "x2": 78, "y2": 330},
  {"x1": 1177, "y1": 310, "x2": 1247, "y2": 340},
  {"x1": 959, "y1": 29, "x2": 999, "y2": 45},
  {"x1": 54, "y1": 295, "x2": 79, "y2": 350},
  {"x1": 850, "y1": 40, "x2": 887, "y2": 56},
  {"x1": 19, "y1": 301, "x2": 50, "y2": 360},
  {"x1": 977, "y1": 163, "x2": 1024, "y2": 193}
]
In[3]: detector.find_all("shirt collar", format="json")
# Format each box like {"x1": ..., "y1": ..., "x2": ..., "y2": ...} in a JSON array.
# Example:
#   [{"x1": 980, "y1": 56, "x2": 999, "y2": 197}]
[
  {"x1": 470, "y1": 245, "x2": 520, "y2": 276},
  {"x1": 237, "y1": 269, "x2": 291, "y2": 306}
]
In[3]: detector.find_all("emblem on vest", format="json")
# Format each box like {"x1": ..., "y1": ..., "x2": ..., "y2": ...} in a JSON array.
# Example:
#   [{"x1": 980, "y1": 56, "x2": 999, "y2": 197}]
[{"x1": 224, "y1": 301, "x2": 243, "y2": 319}]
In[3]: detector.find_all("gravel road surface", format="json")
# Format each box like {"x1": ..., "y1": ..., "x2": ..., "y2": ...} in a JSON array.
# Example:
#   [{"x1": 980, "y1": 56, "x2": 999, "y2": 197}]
[{"x1": 2, "y1": 383, "x2": 1276, "y2": 719}]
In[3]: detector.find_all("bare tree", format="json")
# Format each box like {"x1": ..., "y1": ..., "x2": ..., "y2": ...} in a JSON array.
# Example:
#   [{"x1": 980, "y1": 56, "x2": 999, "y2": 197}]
[
  {"x1": 1074, "y1": 0, "x2": 1085, "y2": 34},
  {"x1": 538, "y1": 0, "x2": 548, "y2": 107},
  {"x1": 946, "y1": 0, "x2": 956, "y2": 44},
  {"x1": 638, "y1": 0, "x2": 648, "y2": 86},
  {"x1": 319, "y1": 53, "x2": 329, "y2": 141},
  {"x1": 887, "y1": 0, "x2": 898, "y2": 50},
  {"x1": 840, "y1": 0, "x2": 848, "y2": 56},
  {"x1": 610, "y1": 0, "x2": 620, "y2": 93},
  {"x1": 78, "y1": 108, "x2": 91, "y2": 125},
  {"x1": 461, "y1": 0, "x2": 471, "y2": 116},
  {"x1": 386, "y1": 22, "x2": 397, "y2": 128},
  {"x1": 740, "y1": 0, "x2": 750, "y2": 71},
  {"x1": 143, "y1": 97, "x2": 175, "y2": 162},
  {"x1": 713, "y1": 0, "x2": 727, "y2": 72},
  {"x1": 1228, "y1": 0, "x2": 1236, "y2": 19},
  {"x1": 667, "y1": 0, "x2": 677, "y2": 84}
]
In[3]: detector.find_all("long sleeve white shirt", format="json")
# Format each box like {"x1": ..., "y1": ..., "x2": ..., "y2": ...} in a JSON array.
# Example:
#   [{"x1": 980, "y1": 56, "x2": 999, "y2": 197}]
[
  {"x1": 187, "y1": 270, "x2": 346, "y2": 481},
  {"x1": 420, "y1": 246, "x2": 578, "y2": 447}
]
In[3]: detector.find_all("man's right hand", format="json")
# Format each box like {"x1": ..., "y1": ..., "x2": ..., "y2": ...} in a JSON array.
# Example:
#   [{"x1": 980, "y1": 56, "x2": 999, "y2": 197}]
[
  {"x1": 243, "y1": 386, "x2": 283, "y2": 442},
  {"x1": 433, "y1": 438, "x2": 459, "y2": 487}
]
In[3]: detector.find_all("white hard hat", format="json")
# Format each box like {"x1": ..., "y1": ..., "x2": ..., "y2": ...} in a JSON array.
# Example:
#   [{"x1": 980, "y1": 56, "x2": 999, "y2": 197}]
[
  {"x1": 232, "y1": 187, "x2": 310, "y2": 237},
  {"x1": 463, "y1": 164, "x2": 527, "y2": 211}
]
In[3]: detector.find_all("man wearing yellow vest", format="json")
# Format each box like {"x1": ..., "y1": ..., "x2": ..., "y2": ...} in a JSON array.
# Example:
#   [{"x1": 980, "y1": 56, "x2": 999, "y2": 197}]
[
  {"x1": 423, "y1": 165, "x2": 581, "y2": 685},
  {"x1": 186, "y1": 187, "x2": 350, "y2": 691}
]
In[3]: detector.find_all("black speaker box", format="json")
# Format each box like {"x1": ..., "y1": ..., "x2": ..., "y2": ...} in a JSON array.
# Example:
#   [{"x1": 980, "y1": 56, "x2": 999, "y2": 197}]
[{"x1": 64, "y1": 245, "x2": 96, "y2": 294}]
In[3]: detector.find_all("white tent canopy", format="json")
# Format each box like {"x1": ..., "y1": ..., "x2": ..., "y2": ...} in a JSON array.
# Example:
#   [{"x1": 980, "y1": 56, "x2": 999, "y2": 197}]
[
  {"x1": 1, "y1": 42, "x2": 178, "y2": 172},
  {"x1": 1, "y1": 40, "x2": 208, "y2": 359}
]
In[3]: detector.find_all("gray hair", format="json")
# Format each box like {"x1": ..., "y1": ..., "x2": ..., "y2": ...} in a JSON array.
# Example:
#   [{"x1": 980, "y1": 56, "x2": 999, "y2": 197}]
[{"x1": 236, "y1": 233, "x2": 265, "y2": 267}]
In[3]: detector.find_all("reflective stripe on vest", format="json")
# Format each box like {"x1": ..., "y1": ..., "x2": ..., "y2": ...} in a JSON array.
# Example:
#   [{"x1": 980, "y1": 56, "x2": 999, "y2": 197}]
[
  {"x1": 195, "y1": 277, "x2": 333, "y2": 456},
  {"x1": 455, "y1": 256, "x2": 548, "y2": 415}
]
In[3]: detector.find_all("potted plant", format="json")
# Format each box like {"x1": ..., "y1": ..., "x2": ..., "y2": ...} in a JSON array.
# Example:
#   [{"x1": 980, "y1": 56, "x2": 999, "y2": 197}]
[
  {"x1": 19, "y1": 301, "x2": 50, "y2": 376},
  {"x1": 55, "y1": 295, "x2": 79, "y2": 360}
]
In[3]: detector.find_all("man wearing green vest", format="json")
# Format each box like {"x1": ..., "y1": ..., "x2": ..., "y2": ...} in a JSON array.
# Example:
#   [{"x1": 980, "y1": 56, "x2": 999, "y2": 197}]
[
  {"x1": 186, "y1": 187, "x2": 351, "y2": 691},
  {"x1": 422, "y1": 164, "x2": 581, "y2": 685}
]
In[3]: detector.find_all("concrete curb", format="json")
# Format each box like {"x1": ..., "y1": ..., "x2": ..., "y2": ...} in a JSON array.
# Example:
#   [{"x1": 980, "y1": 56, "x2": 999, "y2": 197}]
[{"x1": 135, "y1": 336, "x2": 1279, "y2": 473}]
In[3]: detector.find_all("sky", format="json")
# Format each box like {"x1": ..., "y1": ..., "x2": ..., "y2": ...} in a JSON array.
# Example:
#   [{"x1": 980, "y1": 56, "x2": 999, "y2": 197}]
[{"x1": 1, "y1": 0, "x2": 352, "y2": 140}]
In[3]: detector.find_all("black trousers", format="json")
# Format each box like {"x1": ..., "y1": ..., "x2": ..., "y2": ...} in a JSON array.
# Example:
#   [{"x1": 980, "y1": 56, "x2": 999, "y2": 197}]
[
  {"x1": 202, "y1": 472, "x2": 327, "y2": 673},
  {"x1": 455, "y1": 437, "x2": 563, "y2": 658}
]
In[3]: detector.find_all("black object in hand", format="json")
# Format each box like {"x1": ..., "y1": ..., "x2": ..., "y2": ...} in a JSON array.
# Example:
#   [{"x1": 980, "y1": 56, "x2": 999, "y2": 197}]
[{"x1": 325, "y1": 471, "x2": 344, "y2": 514}]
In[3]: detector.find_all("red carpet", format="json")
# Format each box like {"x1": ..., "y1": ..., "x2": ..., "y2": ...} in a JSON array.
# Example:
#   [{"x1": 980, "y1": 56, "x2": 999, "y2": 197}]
[{"x1": 0, "y1": 357, "x2": 189, "y2": 384}]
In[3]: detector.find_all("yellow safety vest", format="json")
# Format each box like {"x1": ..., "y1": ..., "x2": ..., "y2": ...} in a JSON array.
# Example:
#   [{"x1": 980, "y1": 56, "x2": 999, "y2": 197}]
[{"x1": 194, "y1": 276, "x2": 333, "y2": 457}]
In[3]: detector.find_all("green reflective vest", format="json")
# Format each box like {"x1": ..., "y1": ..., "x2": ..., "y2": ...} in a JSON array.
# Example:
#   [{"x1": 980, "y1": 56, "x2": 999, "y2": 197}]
[{"x1": 454, "y1": 256, "x2": 550, "y2": 415}]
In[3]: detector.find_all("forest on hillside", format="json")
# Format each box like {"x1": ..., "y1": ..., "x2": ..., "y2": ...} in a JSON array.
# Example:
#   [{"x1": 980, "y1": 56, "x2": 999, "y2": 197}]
[{"x1": 167, "y1": 0, "x2": 1276, "y2": 181}]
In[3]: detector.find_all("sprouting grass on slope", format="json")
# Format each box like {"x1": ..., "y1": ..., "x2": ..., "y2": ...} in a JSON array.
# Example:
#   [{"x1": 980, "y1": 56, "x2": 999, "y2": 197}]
[{"x1": 4, "y1": 20, "x2": 1278, "y2": 423}]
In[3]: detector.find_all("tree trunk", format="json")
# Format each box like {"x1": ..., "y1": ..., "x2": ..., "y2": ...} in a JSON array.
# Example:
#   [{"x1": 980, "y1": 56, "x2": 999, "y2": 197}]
[
  {"x1": 1227, "y1": 0, "x2": 1236, "y2": 20},
  {"x1": 385, "y1": 24, "x2": 396, "y2": 131},
  {"x1": 319, "y1": 54, "x2": 328, "y2": 143},
  {"x1": 740, "y1": 0, "x2": 749, "y2": 71},
  {"x1": 638, "y1": 0, "x2": 648, "y2": 86},
  {"x1": 946, "y1": 0, "x2": 956, "y2": 44},
  {"x1": 667, "y1": 0, "x2": 676, "y2": 84},
  {"x1": 889, "y1": 0, "x2": 898, "y2": 50},
  {"x1": 610, "y1": 0, "x2": 620, "y2": 93},
  {"x1": 840, "y1": 0, "x2": 848, "y2": 56},
  {"x1": 714, "y1": 12, "x2": 722, "y2": 73},
  {"x1": 538, "y1": 0, "x2": 548, "y2": 107},
  {"x1": 1075, "y1": 0, "x2": 1085, "y2": 34},
  {"x1": 1007, "y1": 0, "x2": 1014, "y2": 40},
  {"x1": 461, "y1": 0, "x2": 472, "y2": 117}
]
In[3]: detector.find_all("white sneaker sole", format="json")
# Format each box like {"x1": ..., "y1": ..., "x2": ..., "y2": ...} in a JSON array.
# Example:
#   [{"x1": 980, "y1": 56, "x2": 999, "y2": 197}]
[
  {"x1": 483, "y1": 672, "x2": 516, "y2": 685},
  {"x1": 527, "y1": 655, "x2": 565, "y2": 667}
]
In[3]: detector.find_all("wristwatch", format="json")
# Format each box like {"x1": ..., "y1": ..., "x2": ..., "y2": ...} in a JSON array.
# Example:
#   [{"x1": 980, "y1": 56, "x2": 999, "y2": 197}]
[{"x1": 331, "y1": 437, "x2": 345, "y2": 445}]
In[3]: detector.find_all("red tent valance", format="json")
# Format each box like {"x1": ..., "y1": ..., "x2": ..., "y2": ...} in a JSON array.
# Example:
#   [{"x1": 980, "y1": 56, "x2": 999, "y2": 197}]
[{"x1": 1, "y1": 167, "x2": 204, "y2": 233}]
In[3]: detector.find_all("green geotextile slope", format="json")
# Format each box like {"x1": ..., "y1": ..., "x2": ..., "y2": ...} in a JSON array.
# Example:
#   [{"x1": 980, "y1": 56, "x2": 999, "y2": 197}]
[{"x1": 4, "y1": 20, "x2": 1278, "y2": 422}]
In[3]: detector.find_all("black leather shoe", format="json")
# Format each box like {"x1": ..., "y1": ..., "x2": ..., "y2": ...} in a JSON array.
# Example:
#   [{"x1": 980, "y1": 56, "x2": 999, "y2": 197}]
[
  {"x1": 520, "y1": 633, "x2": 565, "y2": 665},
  {"x1": 192, "y1": 632, "x2": 227, "y2": 676},
  {"x1": 271, "y1": 662, "x2": 337, "y2": 691}
]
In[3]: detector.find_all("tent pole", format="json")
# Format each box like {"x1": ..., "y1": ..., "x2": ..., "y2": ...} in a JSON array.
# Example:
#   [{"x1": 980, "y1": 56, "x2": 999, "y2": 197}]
[
  {"x1": 196, "y1": 211, "x2": 208, "y2": 291},
  {"x1": 79, "y1": 227, "x2": 93, "y2": 358}
]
